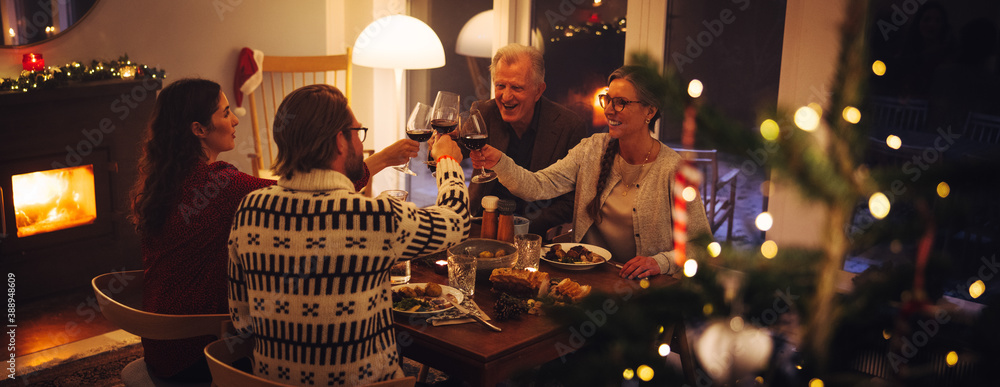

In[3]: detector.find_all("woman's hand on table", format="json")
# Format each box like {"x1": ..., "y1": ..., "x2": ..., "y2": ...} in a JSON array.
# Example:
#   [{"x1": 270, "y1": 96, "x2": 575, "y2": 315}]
[
  {"x1": 471, "y1": 145, "x2": 502, "y2": 169},
  {"x1": 429, "y1": 133, "x2": 463, "y2": 163},
  {"x1": 620, "y1": 256, "x2": 659, "y2": 279}
]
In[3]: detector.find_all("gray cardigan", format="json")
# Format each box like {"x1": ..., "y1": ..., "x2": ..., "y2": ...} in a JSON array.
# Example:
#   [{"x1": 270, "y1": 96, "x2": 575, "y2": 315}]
[{"x1": 493, "y1": 133, "x2": 711, "y2": 275}]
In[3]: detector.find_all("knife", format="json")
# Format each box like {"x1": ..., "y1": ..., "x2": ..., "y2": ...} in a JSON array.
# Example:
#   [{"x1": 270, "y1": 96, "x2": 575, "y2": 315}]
[{"x1": 444, "y1": 293, "x2": 502, "y2": 332}]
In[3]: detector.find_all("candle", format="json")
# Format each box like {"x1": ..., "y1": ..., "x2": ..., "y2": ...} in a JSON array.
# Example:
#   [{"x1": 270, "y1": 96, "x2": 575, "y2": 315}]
[
  {"x1": 433, "y1": 259, "x2": 448, "y2": 275},
  {"x1": 120, "y1": 65, "x2": 137, "y2": 80},
  {"x1": 22, "y1": 53, "x2": 44, "y2": 72}
]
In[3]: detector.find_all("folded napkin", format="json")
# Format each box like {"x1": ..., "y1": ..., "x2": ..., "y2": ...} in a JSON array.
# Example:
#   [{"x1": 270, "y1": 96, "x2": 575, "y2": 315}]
[{"x1": 427, "y1": 297, "x2": 492, "y2": 326}]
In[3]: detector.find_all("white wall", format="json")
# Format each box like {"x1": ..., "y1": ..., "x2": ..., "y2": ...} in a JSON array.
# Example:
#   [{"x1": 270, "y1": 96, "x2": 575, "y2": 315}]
[
  {"x1": 0, "y1": 0, "x2": 340, "y2": 173},
  {"x1": 766, "y1": 0, "x2": 847, "y2": 247}
]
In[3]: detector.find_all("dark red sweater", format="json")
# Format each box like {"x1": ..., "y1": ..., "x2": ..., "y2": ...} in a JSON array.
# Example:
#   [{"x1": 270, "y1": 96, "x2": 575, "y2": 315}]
[{"x1": 140, "y1": 161, "x2": 274, "y2": 378}]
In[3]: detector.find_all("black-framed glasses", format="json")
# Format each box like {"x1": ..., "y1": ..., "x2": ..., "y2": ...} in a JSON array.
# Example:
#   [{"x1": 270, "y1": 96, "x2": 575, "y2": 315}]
[
  {"x1": 348, "y1": 127, "x2": 368, "y2": 142},
  {"x1": 598, "y1": 94, "x2": 643, "y2": 112}
]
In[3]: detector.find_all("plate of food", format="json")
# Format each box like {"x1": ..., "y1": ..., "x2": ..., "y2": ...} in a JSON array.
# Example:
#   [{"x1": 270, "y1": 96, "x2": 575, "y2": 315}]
[
  {"x1": 391, "y1": 282, "x2": 464, "y2": 316},
  {"x1": 540, "y1": 243, "x2": 612, "y2": 270}
]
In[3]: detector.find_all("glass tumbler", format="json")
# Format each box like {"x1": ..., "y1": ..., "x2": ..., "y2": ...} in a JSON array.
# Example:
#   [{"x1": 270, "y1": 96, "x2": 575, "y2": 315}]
[
  {"x1": 447, "y1": 254, "x2": 477, "y2": 296},
  {"x1": 515, "y1": 233, "x2": 542, "y2": 271}
]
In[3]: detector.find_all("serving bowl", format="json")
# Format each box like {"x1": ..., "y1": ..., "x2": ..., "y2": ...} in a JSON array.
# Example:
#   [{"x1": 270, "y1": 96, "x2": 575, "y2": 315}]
[{"x1": 447, "y1": 238, "x2": 517, "y2": 273}]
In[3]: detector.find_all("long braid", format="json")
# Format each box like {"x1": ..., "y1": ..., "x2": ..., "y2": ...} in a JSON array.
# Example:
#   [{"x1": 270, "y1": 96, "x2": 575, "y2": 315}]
[{"x1": 586, "y1": 138, "x2": 619, "y2": 224}]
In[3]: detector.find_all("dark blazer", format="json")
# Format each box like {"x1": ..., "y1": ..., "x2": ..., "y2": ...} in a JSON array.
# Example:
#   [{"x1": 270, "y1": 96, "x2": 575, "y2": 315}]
[{"x1": 469, "y1": 96, "x2": 589, "y2": 235}]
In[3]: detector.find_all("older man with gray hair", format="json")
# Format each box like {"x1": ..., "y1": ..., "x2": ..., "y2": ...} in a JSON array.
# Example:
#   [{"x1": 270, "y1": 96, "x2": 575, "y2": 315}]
[{"x1": 467, "y1": 43, "x2": 588, "y2": 236}]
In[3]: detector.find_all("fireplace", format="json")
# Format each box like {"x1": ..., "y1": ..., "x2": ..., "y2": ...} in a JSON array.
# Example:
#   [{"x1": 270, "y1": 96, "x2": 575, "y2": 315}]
[{"x1": 0, "y1": 79, "x2": 160, "y2": 300}]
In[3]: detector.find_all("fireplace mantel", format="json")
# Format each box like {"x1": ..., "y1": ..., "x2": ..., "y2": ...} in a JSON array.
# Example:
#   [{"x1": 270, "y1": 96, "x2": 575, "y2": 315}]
[{"x1": 1, "y1": 79, "x2": 161, "y2": 300}]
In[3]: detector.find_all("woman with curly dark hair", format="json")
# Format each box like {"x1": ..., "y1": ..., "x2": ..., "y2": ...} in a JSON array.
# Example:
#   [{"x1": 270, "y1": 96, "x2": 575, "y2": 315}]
[
  {"x1": 131, "y1": 78, "x2": 418, "y2": 381},
  {"x1": 129, "y1": 78, "x2": 275, "y2": 382},
  {"x1": 472, "y1": 65, "x2": 711, "y2": 280}
]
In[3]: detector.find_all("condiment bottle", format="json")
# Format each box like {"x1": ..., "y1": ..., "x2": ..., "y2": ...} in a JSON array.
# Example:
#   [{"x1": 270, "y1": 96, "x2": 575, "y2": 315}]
[
  {"x1": 480, "y1": 196, "x2": 499, "y2": 239},
  {"x1": 496, "y1": 199, "x2": 516, "y2": 243}
]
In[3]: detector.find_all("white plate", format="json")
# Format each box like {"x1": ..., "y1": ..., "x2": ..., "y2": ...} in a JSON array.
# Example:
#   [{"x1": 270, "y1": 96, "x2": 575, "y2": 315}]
[
  {"x1": 391, "y1": 283, "x2": 464, "y2": 316},
  {"x1": 540, "y1": 243, "x2": 612, "y2": 270}
]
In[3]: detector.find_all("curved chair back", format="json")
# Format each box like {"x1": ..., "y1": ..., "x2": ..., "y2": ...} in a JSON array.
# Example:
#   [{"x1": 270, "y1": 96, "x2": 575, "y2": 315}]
[
  {"x1": 92, "y1": 270, "x2": 230, "y2": 340},
  {"x1": 205, "y1": 336, "x2": 416, "y2": 387}
]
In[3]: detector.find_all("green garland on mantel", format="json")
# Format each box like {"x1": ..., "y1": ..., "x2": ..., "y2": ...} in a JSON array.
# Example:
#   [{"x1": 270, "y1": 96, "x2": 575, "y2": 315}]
[{"x1": 1, "y1": 54, "x2": 166, "y2": 93}]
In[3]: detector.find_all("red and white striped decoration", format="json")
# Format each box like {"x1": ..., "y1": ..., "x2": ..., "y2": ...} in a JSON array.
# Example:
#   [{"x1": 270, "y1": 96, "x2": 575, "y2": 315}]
[{"x1": 673, "y1": 104, "x2": 702, "y2": 267}]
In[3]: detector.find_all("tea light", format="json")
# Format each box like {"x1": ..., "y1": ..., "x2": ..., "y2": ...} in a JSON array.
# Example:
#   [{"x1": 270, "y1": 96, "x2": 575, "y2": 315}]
[
  {"x1": 433, "y1": 259, "x2": 448, "y2": 275},
  {"x1": 120, "y1": 65, "x2": 137, "y2": 80},
  {"x1": 22, "y1": 53, "x2": 44, "y2": 71}
]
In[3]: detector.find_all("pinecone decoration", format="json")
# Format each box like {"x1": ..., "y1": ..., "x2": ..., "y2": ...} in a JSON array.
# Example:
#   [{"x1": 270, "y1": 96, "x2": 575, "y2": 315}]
[{"x1": 494, "y1": 293, "x2": 529, "y2": 321}]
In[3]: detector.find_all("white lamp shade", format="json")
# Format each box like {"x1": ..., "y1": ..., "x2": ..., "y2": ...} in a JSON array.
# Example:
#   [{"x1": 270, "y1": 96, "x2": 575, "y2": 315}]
[
  {"x1": 456, "y1": 10, "x2": 493, "y2": 58},
  {"x1": 352, "y1": 14, "x2": 446, "y2": 70}
]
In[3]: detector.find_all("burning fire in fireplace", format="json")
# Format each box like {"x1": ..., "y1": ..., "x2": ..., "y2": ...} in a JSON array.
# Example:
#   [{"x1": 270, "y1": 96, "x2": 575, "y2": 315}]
[{"x1": 12, "y1": 165, "x2": 97, "y2": 237}]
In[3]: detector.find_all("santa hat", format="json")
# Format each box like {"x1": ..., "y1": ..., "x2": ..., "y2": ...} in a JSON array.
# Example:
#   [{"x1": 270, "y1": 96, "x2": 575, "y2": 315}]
[{"x1": 233, "y1": 47, "x2": 264, "y2": 116}]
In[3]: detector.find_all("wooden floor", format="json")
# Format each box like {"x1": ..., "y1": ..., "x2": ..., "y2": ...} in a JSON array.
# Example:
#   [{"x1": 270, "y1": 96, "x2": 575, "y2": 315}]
[{"x1": 15, "y1": 285, "x2": 120, "y2": 357}]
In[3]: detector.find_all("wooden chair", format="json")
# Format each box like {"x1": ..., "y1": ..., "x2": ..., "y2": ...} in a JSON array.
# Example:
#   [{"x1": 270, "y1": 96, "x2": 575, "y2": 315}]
[
  {"x1": 676, "y1": 149, "x2": 739, "y2": 241},
  {"x1": 92, "y1": 270, "x2": 231, "y2": 387},
  {"x1": 204, "y1": 336, "x2": 416, "y2": 387},
  {"x1": 962, "y1": 111, "x2": 1000, "y2": 144},
  {"x1": 245, "y1": 49, "x2": 354, "y2": 179}
]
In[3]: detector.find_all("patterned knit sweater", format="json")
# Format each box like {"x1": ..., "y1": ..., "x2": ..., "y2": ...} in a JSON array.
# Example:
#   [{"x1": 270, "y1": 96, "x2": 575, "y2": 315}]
[{"x1": 227, "y1": 158, "x2": 469, "y2": 386}]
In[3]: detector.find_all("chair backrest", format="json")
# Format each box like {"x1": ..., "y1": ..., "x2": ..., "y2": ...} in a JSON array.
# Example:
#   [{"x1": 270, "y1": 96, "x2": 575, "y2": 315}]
[
  {"x1": 204, "y1": 337, "x2": 416, "y2": 387},
  {"x1": 246, "y1": 49, "x2": 353, "y2": 177},
  {"x1": 92, "y1": 270, "x2": 231, "y2": 340},
  {"x1": 868, "y1": 95, "x2": 928, "y2": 132},
  {"x1": 963, "y1": 111, "x2": 1000, "y2": 144}
]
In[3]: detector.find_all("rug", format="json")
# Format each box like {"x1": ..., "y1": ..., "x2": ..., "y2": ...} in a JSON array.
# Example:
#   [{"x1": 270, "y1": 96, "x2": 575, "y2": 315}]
[{"x1": 4, "y1": 343, "x2": 449, "y2": 387}]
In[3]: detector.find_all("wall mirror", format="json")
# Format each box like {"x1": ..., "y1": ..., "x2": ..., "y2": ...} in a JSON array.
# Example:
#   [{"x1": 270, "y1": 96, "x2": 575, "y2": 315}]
[{"x1": 1, "y1": 0, "x2": 98, "y2": 47}]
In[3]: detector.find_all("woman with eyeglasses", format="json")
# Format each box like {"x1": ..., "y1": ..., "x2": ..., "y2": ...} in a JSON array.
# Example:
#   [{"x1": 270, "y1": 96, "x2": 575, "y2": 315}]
[
  {"x1": 472, "y1": 65, "x2": 711, "y2": 279},
  {"x1": 129, "y1": 78, "x2": 417, "y2": 382}
]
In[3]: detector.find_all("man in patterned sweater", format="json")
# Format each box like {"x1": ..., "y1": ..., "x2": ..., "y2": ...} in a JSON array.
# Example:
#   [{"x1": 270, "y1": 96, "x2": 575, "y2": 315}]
[{"x1": 227, "y1": 84, "x2": 469, "y2": 386}]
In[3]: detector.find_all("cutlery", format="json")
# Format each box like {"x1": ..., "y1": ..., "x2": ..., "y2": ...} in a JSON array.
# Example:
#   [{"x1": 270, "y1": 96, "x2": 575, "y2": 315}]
[
  {"x1": 605, "y1": 259, "x2": 623, "y2": 269},
  {"x1": 445, "y1": 293, "x2": 501, "y2": 332}
]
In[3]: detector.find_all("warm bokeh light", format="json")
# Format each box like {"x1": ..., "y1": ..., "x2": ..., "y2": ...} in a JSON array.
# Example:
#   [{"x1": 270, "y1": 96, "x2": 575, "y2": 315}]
[
  {"x1": 658, "y1": 343, "x2": 671, "y2": 357},
  {"x1": 761, "y1": 240, "x2": 778, "y2": 259},
  {"x1": 755, "y1": 376, "x2": 764, "y2": 384},
  {"x1": 886, "y1": 134, "x2": 902, "y2": 149},
  {"x1": 755, "y1": 212, "x2": 774, "y2": 231},
  {"x1": 658, "y1": 325, "x2": 664, "y2": 334},
  {"x1": 639, "y1": 278, "x2": 650, "y2": 289},
  {"x1": 794, "y1": 105, "x2": 820, "y2": 131},
  {"x1": 810, "y1": 378, "x2": 825, "y2": 387},
  {"x1": 946, "y1": 351, "x2": 958, "y2": 367},
  {"x1": 760, "y1": 180, "x2": 772, "y2": 196},
  {"x1": 682, "y1": 186, "x2": 698, "y2": 202},
  {"x1": 890, "y1": 240, "x2": 903, "y2": 254},
  {"x1": 637, "y1": 365, "x2": 654, "y2": 381},
  {"x1": 760, "y1": 119, "x2": 780, "y2": 140},
  {"x1": 683, "y1": 259, "x2": 698, "y2": 277},
  {"x1": 869, "y1": 192, "x2": 891, "y2": 219},
  {"x1": 688, "y1": 79, "x2": 703, "y2": 98},
  {"x1": 703, "y1": 303, "x2": 714, "y2": 315},
  {"x1": 970, "y1": 280, "x2": 985, "y2": 299},
  {"x1": 730, "y1": 316, "x2": 745, "y2": 331},
  {"x1": 707, "y1": 242, "x2": 722, "y2": 257},
  {"x1": 842, "y1": 106, "x2": 861, "y2": 124},
  {"x1": 872, "y1": 60, "x2": 886, "y2": 76},
  {"x1": 937, "y1": 182, "x2": 951, "y2": 198},
  {"x1": 883, "y1": 329, "x2": 892, "y2": 340},
  {"x1": 623, "y1": 368, "x2": 634, "y2": 380}
]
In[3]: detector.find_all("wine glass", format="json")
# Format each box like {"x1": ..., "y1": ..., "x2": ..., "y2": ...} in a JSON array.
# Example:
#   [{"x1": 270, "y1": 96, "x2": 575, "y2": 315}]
[
  {"x1": 461, "y1": 106, "x2": 497, "y2": 184},
  {"x1": 431, "y1": 91, "x2": 460, "y2": 136},
  {"x1": 393, "y1": 102, "x2": 433, "y2": 176}
]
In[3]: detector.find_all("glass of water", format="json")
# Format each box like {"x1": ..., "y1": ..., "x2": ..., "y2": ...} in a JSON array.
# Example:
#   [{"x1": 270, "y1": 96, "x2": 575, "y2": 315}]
[
  {"x1": 390, "y1": 259, "x2": 411, "y2": 285},
  {"x1": 447, "y1": 254, "x2": 477, "y2": 296}
]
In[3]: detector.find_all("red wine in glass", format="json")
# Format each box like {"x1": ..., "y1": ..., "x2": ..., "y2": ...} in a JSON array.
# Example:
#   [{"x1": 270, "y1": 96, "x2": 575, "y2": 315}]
[
  {"x1": 431, "y1": 119, "x2": 457, "y2": 135},
  {"x1": 460, "y1": 134, "x2": 488, "y2": 151},
  {"x1": 406, "y1": 129, "x2": 433, "y2": 142}
]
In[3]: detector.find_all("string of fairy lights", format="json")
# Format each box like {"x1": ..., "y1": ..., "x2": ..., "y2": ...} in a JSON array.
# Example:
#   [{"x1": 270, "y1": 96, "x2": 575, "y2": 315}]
[{"x1": 1, "y1": 54, "x2": 166, "y2": 93}]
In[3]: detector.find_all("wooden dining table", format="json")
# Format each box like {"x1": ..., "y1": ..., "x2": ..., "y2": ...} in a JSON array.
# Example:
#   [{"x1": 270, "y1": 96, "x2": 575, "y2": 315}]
[{"x1": 393, "y1": 255, "x2": 677, "y2": 386}]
